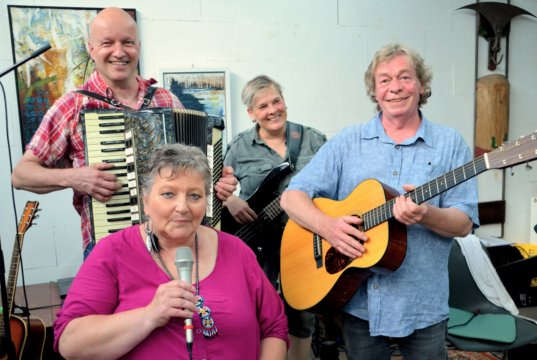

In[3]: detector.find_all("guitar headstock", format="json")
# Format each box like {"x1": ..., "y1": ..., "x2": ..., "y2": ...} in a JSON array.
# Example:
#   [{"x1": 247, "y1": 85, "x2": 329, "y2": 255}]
[
  {"x1": 486, "y1": 131, "x2": 537, "y2": 170},
  {"x1": 17, "y1": 200, "x2": 40, "y2": 236}
]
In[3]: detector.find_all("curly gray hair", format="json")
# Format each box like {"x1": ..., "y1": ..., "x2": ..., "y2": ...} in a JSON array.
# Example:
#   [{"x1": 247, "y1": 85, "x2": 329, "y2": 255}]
[{"x1": 364, "y1": 43, "x2": 432, "y2": 111}]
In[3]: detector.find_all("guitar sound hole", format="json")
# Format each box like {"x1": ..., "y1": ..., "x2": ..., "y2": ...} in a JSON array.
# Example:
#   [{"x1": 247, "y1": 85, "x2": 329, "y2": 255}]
[{"x1": 325, "y1": 248, "x2": 351, "y2": 274}]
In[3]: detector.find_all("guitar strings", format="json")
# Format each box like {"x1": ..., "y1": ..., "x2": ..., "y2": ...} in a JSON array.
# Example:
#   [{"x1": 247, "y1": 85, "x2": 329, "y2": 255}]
[
  {"x1": 234, "y1": 197, "x2": 281, "y2": 242},
  {"x1": 362, "y1": 155, "x2": 488, "y2": 231}
]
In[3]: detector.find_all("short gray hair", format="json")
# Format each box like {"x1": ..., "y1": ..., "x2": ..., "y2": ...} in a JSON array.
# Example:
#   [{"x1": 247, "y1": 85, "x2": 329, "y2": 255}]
[
  {"x1": 140, "y1": 143, "x2": 211, "y2": 196},
  {"x1": 241, "y1": 75, "x2": 284, "y2": 109},
  {"x1": 364, "y1": 43, "x2": 432, "y2": 111}
]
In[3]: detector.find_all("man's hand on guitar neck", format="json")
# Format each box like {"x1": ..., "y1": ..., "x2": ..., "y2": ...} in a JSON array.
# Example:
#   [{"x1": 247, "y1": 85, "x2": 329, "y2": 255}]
[
  {"x1": 392, "y1": 184, "x2": 428, "y2": 226},
  {"x1": 224, "y1": 195, "x2": 258, "y2": 224},
  {"x1": 393, "y1": 184, "x2": 473, "y2": 237}
]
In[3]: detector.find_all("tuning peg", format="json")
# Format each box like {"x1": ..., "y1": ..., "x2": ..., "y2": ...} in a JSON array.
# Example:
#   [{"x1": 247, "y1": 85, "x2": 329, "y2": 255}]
[
  {"x1": 526, "y1": 162, "x2": 534, "y2": 171},
  {"x1": 510, "y1": 167, "x2": 515, "y2": 176}
]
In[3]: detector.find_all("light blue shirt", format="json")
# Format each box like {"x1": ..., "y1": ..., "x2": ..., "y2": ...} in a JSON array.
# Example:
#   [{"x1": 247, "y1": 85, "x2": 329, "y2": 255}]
[{"x1": 286, "y1": 113, "x2": 479, "y2": 337}]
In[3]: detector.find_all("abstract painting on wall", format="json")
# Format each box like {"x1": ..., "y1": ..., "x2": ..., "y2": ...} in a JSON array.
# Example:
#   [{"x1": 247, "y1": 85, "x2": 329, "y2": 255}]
[{"x1": 8, "y1": 6, "x2": 136, "y2": 150}]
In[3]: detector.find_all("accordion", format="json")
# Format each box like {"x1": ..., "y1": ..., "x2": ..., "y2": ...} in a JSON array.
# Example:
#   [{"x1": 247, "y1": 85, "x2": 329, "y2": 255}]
[{"x1": 82, "y1": 107, "x2": 224, "y2": 243}]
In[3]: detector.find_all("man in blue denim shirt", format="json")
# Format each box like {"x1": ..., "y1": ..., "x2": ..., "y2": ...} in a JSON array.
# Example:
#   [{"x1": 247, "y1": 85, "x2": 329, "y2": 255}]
[{"x1": 281, "y1": 43, "x2": 479, "y2": 360}]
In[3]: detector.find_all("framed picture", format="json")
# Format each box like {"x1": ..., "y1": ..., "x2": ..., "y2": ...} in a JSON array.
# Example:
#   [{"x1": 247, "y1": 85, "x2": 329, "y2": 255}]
[
  {"x1": 160, "y1": 69, "x2": 232, "y2": 146},
  {"x1": 7, "y1": 5, "x2": 136, "y2": 150}
]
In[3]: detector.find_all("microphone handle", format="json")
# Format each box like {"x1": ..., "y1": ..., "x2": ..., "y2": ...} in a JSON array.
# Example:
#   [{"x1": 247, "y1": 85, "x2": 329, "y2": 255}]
[{"x1": 184, "y1": 318, "x2": 194, "y2": 343}]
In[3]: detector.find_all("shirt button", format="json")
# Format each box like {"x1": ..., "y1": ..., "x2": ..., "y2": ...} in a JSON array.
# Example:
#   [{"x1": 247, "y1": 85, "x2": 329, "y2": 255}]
[
  {"x1": 196, "y1": 329, "x2": 202, "y2": 334},
  {"x1": 395, "y1": 145, "x2": 400, "y2": 150},
  {"x1": 393, "y1": 170, "x2": 398, "y2": 176},
  {"x1": 373, "y1": 284, "x2": 380, "y2": 289}
]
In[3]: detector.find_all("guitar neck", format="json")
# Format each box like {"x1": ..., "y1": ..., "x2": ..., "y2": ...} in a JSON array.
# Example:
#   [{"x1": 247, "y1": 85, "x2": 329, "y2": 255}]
[
  {"x1": 362, "y1": 155, "x2": 488, "y2": 231},
  {"x1": 0, "y1": 230, "x2": 25, "y2": 340},
  {"x1": 262, "y1": 195, "x2": 284, "y2": 219},
  {"x1": 6, "y1": 233, "x2": 25, "y2": 318},
  {"x1": 235, "y1": 195, "x2": 283, "y2": 241},
  {"x1": 2, "y1": 201, "x2": 39, "y2": 325}
]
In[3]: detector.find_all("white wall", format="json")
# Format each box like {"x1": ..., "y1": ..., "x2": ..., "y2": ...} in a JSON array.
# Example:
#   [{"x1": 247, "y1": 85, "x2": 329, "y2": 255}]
[{"x1": 1, "y1": 0, "x2": 536, "y2": 285}]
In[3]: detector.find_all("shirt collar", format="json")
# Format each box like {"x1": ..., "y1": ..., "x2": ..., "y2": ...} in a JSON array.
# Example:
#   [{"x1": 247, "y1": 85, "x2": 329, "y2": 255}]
[
  {"x1": 362, "y1": 110, "x2": 433, "y2": 148},
  {"x1": 87, "y1": 71, "x2": 157, "y2": 100},
  {"x1": 250, "y1": 123, "x2": 284, "y2": 145},
  {"x1": 250, "y1": 122, "x2": 294, "y2": 146}
]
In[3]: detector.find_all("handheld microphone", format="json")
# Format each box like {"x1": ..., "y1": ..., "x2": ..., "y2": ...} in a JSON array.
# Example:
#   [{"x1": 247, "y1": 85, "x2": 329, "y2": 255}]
[{"x1": 175, "y1": 247, "x2": 194, "y2": 357}]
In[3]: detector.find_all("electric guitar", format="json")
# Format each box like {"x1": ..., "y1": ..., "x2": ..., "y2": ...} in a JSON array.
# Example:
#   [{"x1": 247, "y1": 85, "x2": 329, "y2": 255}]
[
  {"x1": 221, "y1": 162, "x2": 292, "y2": 256},
  {"x1": 281, "y1": 131, "x2": 537, "y2": 313},
  {"x1": 0, "y1": 201, "x2": 46, "y2": 360}
]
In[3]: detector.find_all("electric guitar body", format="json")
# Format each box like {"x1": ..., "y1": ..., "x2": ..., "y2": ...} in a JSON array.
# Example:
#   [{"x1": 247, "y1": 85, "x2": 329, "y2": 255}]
[{"x1": 221, "y1": 162, "x2": 292, "y2": 256}]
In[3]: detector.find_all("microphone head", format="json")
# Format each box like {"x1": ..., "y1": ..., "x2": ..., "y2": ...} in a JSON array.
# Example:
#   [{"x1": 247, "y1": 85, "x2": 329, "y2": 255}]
[
  {"x1": 175, "y1": 247, "x2": 194, "y2": 283},
  {"x1": 175, "y1": 247, "x2": 194, "y2": 265},
  {"x1": 31, "y1": 42, "x2": 52, "y2": 58}
]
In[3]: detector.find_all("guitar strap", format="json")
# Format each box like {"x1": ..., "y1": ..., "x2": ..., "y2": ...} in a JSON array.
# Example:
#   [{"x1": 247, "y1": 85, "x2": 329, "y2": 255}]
[
  {"x1": 287, "y1": 121, "x2": 303, "y2": 171},
  {"x1": 75, "y1": 86, "x2": 157, "y2": 111}
]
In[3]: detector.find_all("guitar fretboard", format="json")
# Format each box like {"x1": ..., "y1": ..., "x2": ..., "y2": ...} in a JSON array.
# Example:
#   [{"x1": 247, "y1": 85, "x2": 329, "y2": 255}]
[
  {"x1": 362, "y1": 155, "x2": 488, "y2": 231},
  {"x1": 0, "y1": 201, "x2": 38, "y2": 337},
  {"x1": 234, "y1": 196, "x2": 283, "y2": 241}
]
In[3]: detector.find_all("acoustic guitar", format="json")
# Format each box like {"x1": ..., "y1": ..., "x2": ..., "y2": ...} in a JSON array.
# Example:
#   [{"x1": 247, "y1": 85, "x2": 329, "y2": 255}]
[
  {"x1": 281, "y1": 131, "x2": 537, "y2": 313},
  {"x1": 221, "y1": 162, "x2": 291, "y2": 256},
  {"x1": 0, "y1": 201, "x2": 46, "y2": 360}
]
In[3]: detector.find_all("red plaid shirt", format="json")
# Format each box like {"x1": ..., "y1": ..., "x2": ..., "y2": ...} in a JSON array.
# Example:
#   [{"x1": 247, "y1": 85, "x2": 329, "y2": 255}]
[{"x1": 26, "y1": 71, "x2": 183, "y2": 250}]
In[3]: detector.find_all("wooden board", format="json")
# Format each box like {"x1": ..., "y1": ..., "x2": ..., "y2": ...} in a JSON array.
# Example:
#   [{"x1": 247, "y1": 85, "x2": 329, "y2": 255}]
[{"x1": 475, "y1": 74, "x2": 510, "y2": 157}]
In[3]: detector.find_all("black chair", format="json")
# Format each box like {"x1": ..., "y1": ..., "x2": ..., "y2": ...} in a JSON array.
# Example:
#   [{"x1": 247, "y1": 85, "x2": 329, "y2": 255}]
[
  {"x1": 447, "y1": 240, "x2": 537, "y2": 353},
  {"x1": 488, "y1": 245, "x2": 537, "y2": 307}
]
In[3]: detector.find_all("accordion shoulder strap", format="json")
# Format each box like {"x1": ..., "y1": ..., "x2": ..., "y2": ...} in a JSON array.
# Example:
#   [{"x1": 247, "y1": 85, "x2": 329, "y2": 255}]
[{"x1": 75, "y1": 86, "x2": 157, "y2": 111}]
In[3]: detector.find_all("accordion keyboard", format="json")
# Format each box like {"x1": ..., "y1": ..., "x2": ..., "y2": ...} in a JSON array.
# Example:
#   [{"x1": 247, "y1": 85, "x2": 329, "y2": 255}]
[{"x1": 84, "y1": 111, "x2": 133, "y2": 243}]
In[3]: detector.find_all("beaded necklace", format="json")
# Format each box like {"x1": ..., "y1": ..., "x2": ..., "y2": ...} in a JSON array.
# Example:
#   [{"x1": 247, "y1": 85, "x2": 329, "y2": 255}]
[{"x1": 151, "y1": 233, "x2": 218, "y2": 338}]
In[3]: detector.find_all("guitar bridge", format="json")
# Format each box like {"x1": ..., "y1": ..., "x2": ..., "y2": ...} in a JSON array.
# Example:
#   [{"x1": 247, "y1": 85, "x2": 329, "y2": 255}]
[{"x1": 313, "y1": 233, "x2": 323, "y2": 268}]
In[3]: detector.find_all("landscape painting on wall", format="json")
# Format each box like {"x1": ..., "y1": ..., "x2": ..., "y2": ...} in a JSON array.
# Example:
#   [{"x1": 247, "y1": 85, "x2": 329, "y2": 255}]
[{"x1": 161, "y1": 69, "x2": 231, "y2": 142}]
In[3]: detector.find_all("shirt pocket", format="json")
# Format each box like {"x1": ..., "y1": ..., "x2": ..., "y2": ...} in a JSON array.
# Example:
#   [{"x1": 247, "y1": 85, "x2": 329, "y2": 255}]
[{"x1": 235, "y1": 158, "x2": 273, "y2": 198}]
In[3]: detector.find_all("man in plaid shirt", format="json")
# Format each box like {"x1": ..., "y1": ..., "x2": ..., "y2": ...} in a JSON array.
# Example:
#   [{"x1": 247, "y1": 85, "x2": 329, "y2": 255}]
[{"x1": 12, "y1": 7, "x2": 236, "y2": 256}]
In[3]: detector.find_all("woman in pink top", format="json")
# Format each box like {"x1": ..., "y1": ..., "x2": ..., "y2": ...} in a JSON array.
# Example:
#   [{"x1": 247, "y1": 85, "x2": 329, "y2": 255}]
[{"x1": 54, "y1": 143, "x2": 288, "y2": 359}]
